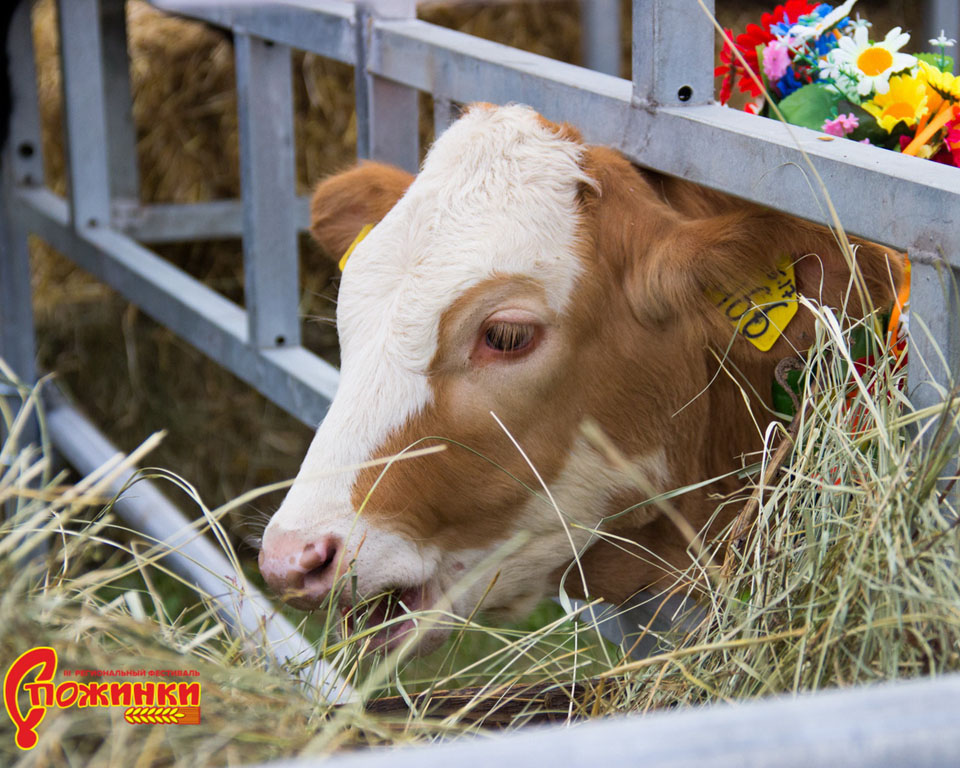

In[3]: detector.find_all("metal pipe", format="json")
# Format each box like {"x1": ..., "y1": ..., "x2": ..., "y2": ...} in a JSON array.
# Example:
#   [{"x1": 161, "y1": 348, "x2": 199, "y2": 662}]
[
  {"x1": 249, "y1": 673, "x2": 960, "y2": 768},
  {"x1": 580, "y1": 0, "x2": 620, "y2": 77},
  {"x1": 44, "y1": 391, "x2": 355, "y2": 704}
]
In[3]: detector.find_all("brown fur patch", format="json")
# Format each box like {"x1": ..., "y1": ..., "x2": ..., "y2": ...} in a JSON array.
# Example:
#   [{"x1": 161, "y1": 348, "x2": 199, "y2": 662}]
[
  {"x1": 309, "y1": 139, "x2": 903, "y2": 607},
  {"x1": 534, "y1": 113, "x2": 584, "y2": 144},
  {"x1": 308, "y1": 161, "x2": 413, "y2": 261}
]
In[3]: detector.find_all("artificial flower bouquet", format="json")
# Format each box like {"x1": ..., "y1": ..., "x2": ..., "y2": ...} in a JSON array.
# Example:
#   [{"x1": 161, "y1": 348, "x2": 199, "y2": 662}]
[{"x1": 716, "y1": 0, "x2": 960, "y2": 166}]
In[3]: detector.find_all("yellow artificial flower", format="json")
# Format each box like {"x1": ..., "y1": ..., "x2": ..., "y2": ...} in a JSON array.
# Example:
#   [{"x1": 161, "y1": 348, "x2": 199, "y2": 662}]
[
  {"x1": 862, "y1": 73, "x2": 928, "y2": 132},
  {"x1": 917, "y1": 60, "x2": 960, "y2": 102}
]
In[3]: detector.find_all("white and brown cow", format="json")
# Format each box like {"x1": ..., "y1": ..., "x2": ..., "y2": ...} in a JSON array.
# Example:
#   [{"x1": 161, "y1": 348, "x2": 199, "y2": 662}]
[{"x1": 259, "y1": 103, "x2": 902, "y2": 653}]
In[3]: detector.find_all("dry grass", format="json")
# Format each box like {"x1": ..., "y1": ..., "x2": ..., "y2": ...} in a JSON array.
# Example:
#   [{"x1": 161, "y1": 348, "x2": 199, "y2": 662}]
[
  {"x1": 9, "y1": 2, "x2": 959, "y2": 763},
  {"x1": 3, "y1": 291, "x2": 959, "y2": 765}
]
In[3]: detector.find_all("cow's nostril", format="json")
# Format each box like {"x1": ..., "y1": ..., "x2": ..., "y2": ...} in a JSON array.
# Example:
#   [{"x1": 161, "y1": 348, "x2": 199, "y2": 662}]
[
  {"x1": 260, "y1": 533, "x2": 343, "y2": 608},
  {"x1": 299, "y1": 535, "x2": 341, "y2": 593}
]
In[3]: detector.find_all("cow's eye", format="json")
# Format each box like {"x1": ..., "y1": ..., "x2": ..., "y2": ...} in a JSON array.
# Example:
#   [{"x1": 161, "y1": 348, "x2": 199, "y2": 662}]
[{"x1": 484, "y1": 322, "x2": 535, "y2": 354}]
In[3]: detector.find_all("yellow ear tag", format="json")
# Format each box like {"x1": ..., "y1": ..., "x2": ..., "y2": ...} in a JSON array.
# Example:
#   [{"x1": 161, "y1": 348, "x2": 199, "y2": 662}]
[
  {"x1": 707, "y1": 256, "x2": 799, "y2": 352},
  {"x1": 339, "y1": 223, "x2": 374, "y2": 272}
]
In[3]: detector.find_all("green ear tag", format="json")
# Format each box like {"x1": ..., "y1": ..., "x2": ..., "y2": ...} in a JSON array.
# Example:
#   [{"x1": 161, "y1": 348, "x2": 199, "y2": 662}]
[{"x1": 339, "y1": 224, "x2": 374, "y2": 272}]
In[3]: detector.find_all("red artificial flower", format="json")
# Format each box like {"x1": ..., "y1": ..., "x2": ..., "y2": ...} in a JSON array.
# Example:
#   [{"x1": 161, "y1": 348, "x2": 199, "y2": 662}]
[
  {"x1": 716, "y1": 28, "x2": 738, "y2": 104},
  {"x1": 944, "y1": 119, "x2": 960, "y2": 166},
  {"x1": 759, "y1": 0, "x2": 820, "y2": 37},
  {"x1": 716, "y1": 0, "x2": 819, "y2": 102}
]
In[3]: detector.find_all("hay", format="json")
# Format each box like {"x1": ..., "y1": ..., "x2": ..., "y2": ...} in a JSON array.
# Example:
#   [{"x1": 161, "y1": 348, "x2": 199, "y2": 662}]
[
  {"x1": 607, "y1": 305, "x2": 960, "y2": 708},
  {"x1": 19, "y1": 2, "x2": 958, "y2": 739},
  {"x1": 4, "y1": 292, "x2": 959, "y2": 765},
  {"x1": 0, "y1": 381, "x2": 626, "y2": 766}
]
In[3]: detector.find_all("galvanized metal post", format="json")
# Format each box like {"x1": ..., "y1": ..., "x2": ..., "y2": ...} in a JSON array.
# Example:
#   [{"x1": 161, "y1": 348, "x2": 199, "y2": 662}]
[
  {"x1": 1, "y1": 0, "x2": 41, "y2": 453},
  {"x1": 581, "y1": 0, "x2": 621, "y2": 77},
  {"x1": 100, "y1": 0, "x2": 141, "y2": 205},
  {"x1": 6, "y1": 0, "x2": 45, "y2": 191},
  {"x1": 57, "y1": 0, "x2": 112, "y2": 230},
  {"x1": 355, "y1": 0, "x2": 420, "y2": 173},
  {"x1": 235, "y1": 33, "x2": 302, "y2": 349},
  {"x1": 432, "y1": 96, "x2": 459, "y2": 139},
  {"x1": 0, "y1": 174, "x2": 37, "y2": 403},
  {"x1": 907, "y1": 249, "x2": 960, "y2": 503},
  {"x1": 632, "y1": 0, "x2": 715, "y2": 107}
]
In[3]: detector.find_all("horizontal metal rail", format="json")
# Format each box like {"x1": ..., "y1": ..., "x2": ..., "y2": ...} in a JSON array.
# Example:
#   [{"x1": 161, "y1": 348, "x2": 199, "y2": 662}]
[
  {"x1": 370, "y1": 18, "x2": 958, "y2": 256},
  {"x1": 110, "y1": 197, "x2": 311, "y2": 244},
  {"x1": 15, "y1": 187, "x2": 337, "y2": 427},
  {"x1": 152, "y1": 0, "x2": 357, "y2": 63},
  {"x1": 252, "y1": 674, "x2": 960, "y2": 768},
  {"x1": 156, "y1": 2, "x2": 959, "y2": 256}
]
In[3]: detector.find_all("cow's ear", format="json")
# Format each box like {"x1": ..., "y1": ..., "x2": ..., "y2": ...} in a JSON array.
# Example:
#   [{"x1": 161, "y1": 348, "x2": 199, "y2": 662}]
[
  {"x1": 582, "y1": 148, "x2": 902, "y2": 331},
  {"x1": 309, "y1": 161, "x2": 414, "y2": 262},
  {"x1": 637, "y1": 208, "x2": 903, "y2": 340}
]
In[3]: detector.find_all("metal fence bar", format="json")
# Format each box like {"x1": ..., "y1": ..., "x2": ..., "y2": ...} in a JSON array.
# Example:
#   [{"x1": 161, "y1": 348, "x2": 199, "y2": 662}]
[
  {"x1": 254, "y1": 674, "x2": 960, "y2": 768},
  {"x1": 432, "y1": 95, "x2": 459, "y2": 138},
  {"x1": 633, "y1": 0, "x2": 714, "y2": 107},
  {"x1": 1, "y1": 0, "x2": 41, "y2": 454},
  {"x1": 908, "y1": 250, "x2": 960, "y2": 412},
  {"x1": 57, "y1": 0, "x2": 112, "y2": 229},
  {"x1": 0, "y1": 178, "x2": 35, "y2": 392},
  {"x1": 6, "y1": 0, "x2": 45, "y2": 190},
  {"x1": 580, "y1": 0, "x2": 621, "y2": 77},
  {"x1": 151, "y1": 0, "x2": 356, "y2": 64},
  {"x1": 370, "y1": 18, "x2": 959, "y2": 254},
  {"x1": 112, "y1": 197, "x2": 312, "y2": 243},
  {"x1": 100, "y1": 0, "x2": 141, "y2": 205},
  {"x1": 44, "y1": 392, "x2": 355, "y2": 704},
  {"x1": 235, "y1": 33, "x2": 302, "y2": 349},
  {"x1": 14, "y1": 187, "x2": 338, "y2": 426},
  {"x1": 355, "y1": 0, "x2": 419, "y2": 172}
]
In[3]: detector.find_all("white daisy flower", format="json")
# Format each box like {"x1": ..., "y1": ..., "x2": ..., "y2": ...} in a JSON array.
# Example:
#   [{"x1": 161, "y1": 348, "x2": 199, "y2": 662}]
[
  {"x1": 830, "y1": 26, "x2": 917, "y2": 96},
  {"x1": 929, "y1": 30, "x2": 956, "y2": 48},
  {"x1": 819, "y1": 52, "x2": 862, "y2": 101}
]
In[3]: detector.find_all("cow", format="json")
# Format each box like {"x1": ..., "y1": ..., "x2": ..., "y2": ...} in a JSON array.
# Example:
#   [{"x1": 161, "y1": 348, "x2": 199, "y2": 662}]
[{"x1": 258, "y1": 103, "x2": 903, "y2": 654}]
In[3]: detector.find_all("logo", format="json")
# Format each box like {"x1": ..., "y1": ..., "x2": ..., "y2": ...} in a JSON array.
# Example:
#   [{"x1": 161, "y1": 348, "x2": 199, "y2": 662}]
[{"x1": 4, "y1": 647, "x2": 201, "y2": 750}]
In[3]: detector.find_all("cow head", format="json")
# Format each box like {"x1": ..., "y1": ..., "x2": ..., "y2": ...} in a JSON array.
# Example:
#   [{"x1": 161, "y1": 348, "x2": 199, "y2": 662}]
[{"x1": 259, "y1": 104, "x2": 902, "y2": 653}]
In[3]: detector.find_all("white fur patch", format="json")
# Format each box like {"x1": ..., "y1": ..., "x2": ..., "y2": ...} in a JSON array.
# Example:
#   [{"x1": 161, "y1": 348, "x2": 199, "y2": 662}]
[{"x1": 264, "y1": 105, "x2": 594, "y2": 597}]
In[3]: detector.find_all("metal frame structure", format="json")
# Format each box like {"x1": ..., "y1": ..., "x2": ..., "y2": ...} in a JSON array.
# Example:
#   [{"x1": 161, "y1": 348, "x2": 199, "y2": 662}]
[
  {"x1": 1, "y1": 0, "x2": 959, "y2": 749},
  {"x1": 261, "y1": 672, "x2": 960, "y2": 768}
]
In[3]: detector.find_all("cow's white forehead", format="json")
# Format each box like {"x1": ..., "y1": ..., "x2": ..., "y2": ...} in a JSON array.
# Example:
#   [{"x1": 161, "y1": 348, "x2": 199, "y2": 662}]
[
  {"x1": 270, "y1": 105, "x2": 591, "y2": 548},
  {"x1": 337, "y1": 104, "x2": 592, "y2": 374}
]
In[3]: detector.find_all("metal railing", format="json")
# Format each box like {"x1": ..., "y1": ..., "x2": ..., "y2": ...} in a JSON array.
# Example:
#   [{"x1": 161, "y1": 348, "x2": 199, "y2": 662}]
[{"x1": 1, "y1": 0, "x2": 959, "y2": 735}]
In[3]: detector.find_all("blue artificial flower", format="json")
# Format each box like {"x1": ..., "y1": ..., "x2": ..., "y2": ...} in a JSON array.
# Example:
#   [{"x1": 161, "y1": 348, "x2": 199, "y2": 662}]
[
  {"x1": 776, "y1": 68, "x2": 806, "y2": 97},
  {"x1": 812, "y1": 32, "x2": 839, "y2": 56},
  {"x1": 770, "y1": 18, "x2": 794, "y2": 36}
]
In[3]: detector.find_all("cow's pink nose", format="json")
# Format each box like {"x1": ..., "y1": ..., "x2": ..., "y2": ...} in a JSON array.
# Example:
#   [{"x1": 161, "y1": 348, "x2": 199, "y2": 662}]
[{"x1": 258, "y1": 532, "x2": 342, "y2": 610}]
